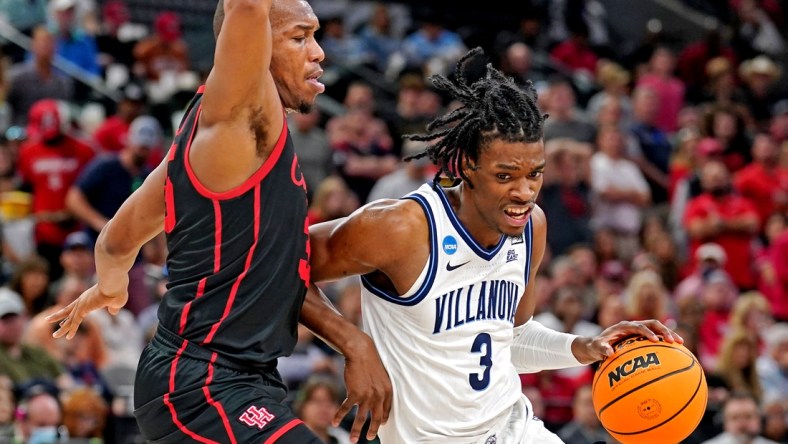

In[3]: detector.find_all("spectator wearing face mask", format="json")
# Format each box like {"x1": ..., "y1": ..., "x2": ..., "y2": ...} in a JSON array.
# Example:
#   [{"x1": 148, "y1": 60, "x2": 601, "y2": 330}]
[{"x1": 12, "y1": 385, "x2": 65, "y2": 444}]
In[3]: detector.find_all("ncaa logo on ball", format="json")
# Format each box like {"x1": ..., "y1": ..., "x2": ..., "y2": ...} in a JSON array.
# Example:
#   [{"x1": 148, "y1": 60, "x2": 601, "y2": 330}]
[{"x1": 442, "y1": 235, "x2": 458, "y2": 255}]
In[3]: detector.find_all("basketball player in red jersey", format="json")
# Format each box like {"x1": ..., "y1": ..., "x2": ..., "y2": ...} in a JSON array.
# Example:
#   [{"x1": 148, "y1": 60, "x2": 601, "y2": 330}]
[{"x1": 46, "y1": 1, "x2": 391, "y2": 443}]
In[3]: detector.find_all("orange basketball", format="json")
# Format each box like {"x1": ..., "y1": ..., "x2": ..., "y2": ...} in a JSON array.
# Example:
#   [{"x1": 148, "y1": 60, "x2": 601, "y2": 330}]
[{"x1": 592, "y1": 336, "x2": 708, "y2": 444}]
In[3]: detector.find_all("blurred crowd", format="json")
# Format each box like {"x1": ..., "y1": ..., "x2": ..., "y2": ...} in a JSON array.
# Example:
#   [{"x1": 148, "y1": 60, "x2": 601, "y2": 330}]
[{"x1": 0, "y1": 0, "x2": 784, "y2": 443}]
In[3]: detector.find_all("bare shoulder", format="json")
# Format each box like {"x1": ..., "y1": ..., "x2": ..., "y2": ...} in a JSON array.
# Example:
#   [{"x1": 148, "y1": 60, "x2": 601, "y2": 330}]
[
  {"x1": 340, "y1": 198, "x2": 428, "y2": 243},
  {"x1": 531, "y1": 204, "x2": 547, "y2": 231}
]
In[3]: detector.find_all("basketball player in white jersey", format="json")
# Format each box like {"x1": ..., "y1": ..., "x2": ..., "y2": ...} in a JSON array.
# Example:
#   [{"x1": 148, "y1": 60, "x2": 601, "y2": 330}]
[{"x1": 309, "y1": 48, "x2": 682, "y2": 443}]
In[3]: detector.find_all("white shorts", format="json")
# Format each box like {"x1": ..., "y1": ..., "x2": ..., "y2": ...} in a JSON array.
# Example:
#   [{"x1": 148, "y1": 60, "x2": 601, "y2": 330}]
[{"x1": 474, "y1": 395, "x2": 565, "y2": 444}]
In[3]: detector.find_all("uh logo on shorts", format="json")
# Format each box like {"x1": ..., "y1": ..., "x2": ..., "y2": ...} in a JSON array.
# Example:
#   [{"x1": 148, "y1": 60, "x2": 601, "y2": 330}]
[{"x1": 239, "y1": 405, "x2": 276, "y2": 430}]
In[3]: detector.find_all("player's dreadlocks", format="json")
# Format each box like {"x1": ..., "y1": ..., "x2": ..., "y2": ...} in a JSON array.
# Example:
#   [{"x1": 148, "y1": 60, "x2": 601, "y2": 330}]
[{"x1": 405, "y1": 47, "x2": 547, "y2": 186}]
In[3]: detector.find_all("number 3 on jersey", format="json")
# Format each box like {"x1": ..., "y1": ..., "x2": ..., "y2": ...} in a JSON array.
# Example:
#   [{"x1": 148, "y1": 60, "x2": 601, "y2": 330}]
[{"x1": 469, "y1": 333, "x2": 492, "y2": 390}]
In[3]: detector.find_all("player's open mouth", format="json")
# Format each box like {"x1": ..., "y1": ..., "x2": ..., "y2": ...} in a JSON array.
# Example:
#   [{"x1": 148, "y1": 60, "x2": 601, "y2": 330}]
[
  {"x1": 504, "y1": 206, "x2": 531, "y2": 226},
  {"x1": 307, "y1": 70, "x2": 325, "y2": 93}
]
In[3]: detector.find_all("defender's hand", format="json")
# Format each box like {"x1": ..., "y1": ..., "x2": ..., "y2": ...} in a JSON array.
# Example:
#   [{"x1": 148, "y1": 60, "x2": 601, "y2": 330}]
[
  {"x1": 334, "y1": 335, "x2": 392, "y2": 443},
  {"x1": 45, "y1": 284, "x2": 128, "y2": 339},
  {"x1": 574, "y1": 320, "x2": 684, "y2": 364}
]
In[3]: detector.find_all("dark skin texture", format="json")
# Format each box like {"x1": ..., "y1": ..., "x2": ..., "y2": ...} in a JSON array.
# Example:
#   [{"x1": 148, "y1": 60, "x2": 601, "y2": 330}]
[
  {"x1": 310, "y1": 137, "x2": 683, "y2": 368},
  {"x1": 45, "y1": 1, "x2": 391, "y2": 442}
]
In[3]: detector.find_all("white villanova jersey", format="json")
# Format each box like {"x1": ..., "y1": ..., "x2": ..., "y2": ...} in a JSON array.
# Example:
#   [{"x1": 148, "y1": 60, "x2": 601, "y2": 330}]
[{"x1": 361, "y1": 183, "x2": 534, "y2": 443}]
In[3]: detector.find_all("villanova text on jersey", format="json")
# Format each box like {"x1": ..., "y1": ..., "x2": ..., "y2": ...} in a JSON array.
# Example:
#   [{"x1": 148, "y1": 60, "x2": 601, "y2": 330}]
[{"x1": 433, "y1": 280, "x2": 520, "y2": 334}]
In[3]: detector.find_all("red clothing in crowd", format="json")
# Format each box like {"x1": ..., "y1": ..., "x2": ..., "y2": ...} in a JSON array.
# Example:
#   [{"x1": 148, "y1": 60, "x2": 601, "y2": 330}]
[
  {"x1": 734, "y1": 162, "x2": 788, "y2": 224},
  {"x1": 92, "y1": 115, "x2": 130, "y2": 152},
  {"x1": 757, "y1": 231, "x2": 788, "y2": 321},
  {"x1": 683, "y1": 193, "x2": 760, "y2": 289},
  {"x1": 17, "y1": 136, "x2": 95, "y2": 246},
  {"x1": 550, "y1": 41, "x2": 598, "y2": 76},
  {"x1": 637, "y1": 74, "x2": 685, "y2": 134}
]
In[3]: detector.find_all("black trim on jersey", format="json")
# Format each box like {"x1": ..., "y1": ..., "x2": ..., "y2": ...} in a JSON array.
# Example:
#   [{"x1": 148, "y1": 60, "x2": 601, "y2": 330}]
[
  {"x1": 360, "y1": 194, "x2": 438, "y2": 306},
  {"x1": 434, "y1": 184, "x2": 506, "y2": 261}
]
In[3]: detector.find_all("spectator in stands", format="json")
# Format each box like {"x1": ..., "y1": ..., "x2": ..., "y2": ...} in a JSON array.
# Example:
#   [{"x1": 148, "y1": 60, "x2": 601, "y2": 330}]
[
  {"x1": 636, "y1": 46, "x2": 685, "y2": 134},
  {"x1": 390, "y1": 73, "x2": 442, "y2": 142},
  {"x1": 542, "y1": 78, "x2": 595, "y2": 143},
  {"x1": 734, "y1": 133, "x2": 786, "y2": 227},
  {"x1": 684, "y1": 160, "x2": 760, "y2": 290},
  {"x1": 499, "y1": 42, "x2": 546, "y2": 89},
  {"x1": 319, "y1": 15, "x2": 373, "y2": 68},
  {"x1": 50, "y1": 0, "x2": 101, "y2": 80},
  {"x1": 770, "y1": 100, "x2": 788, "y2": 143},
  {"x1": 24, "y1": 275, "x2": 105, "y2": 368},
  {"x1": 624, "y1": 269, "x2": 672, "y2": 324},
  {"x1": 557, "y1": 385, "x2": 613, "y2": 444},
  {"x1": 756, "y1": 323, "x2": 788, "y2": 413},
  {"x1": 357, "y1": 3, "x2": 401, "y2": 73},
  {"x1": 0, "y1": 288, "x2": 67, "y2": 389},
  {"x1": 629, "y1": 86, "x2": 671, "y2": 204},
  {"x1": 133, "y1": 11, "x2": 189, "y2": 81},
  {"x1": 700, "y1": 56, "x2": 745, "y2": 108},
  {"x1": 702, "y1": 391, "x2": 779, "y2": 444},
  {"x1": 586, "y1": 61, "x2": 632, "y2": 126},
  {"x1": 6, "y1": 27, "x2": 74, "y2": 125},
  {"x1": 729, "y1": 292, "x2": 774, "y2": 348},
  {"x1": 739, "y1": 55, "x2": 782, "y2": 129},
  {"x1": 327, "y1": 82, "x2": 396, "y2": 202},
  {"x1": 50, "y1": 231, "x2": 95, "y2": 297},
  {"x1": 307, "y1": 176, "x2": 358, "y2": 226},
  {"x1": 17, "y1": 100, "x2": 94, "y2": 278},
  {"x1": 595, "y1": 293, "x2": 626, "y2": 329},
  {"x1": 677, "y1": 28, "x2": 737, "y2": 103},
  {"x1": 590, "y1": 124, "x2": 651, "y2": 256},
  {"x1": 8, "y1": 256, "x2": 49, "y2": 316},
  {"x1": 288, "y1": 109, "x2": 330, "y2": 196},
  {"x1": 549, "y1": 22, "x2": 598, "y2": 78},
  {"x1": 68, "y1": 115, "x2": 160, "y2": 242},
  {"x1": 731, "y1": 0, "x2": 785, "y2": 59},
  {"x1": 715, "y1": 329, "x2": 763, "y2": 402},
  {"x1": 367, "y1": 139, "x2": 432, "y2": 202},
  {"x1": 91, "y1": 83, "x2": 146, "y2": 153},
  {"x1": 95, "y1": 0, "x2": 138, "y2": 70},
  {"x1": 61, "y1": 386, "x2": 108, "y2": 441},
  {"x1": 400, "y1": 15, "x2": 467, "y2": 76},
  {"x1": 756, "y1": 213, "x2": 788, "y2": 322},
  {"x1": 294, "y1": 377, "x2": 352, "y2": 444},
  {"x1": 703, "y1": 104, "x2": 751, "y2": 173},
  {"x1": 13, "y1": 386, "x2": 64, "y2": 444},
  {"x1": 539, "y1": 138, "x2": 593, "y2": 255},
  {"x1": 762, "y1": 398, "x2": 787, "y2": 444},
  {"x1": 0, "y1": 0, "x2": 48, "y2": 63}
]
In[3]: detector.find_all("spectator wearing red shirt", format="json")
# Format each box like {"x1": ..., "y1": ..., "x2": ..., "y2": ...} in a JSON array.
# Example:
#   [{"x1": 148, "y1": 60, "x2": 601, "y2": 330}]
[
  {"x1": 756, "y1": 213, "x2": 788, "y2": 322},
  {"x1": 91, "y1": 83, "x2": 146, "y2": 153},
  {"x1": 550, "y1": 23, "x2": 598, "y2": 78},
  {"x1": 636, "y1": 47, "x2": 685, "y2": 134},
  {"x1": 684, "y1": 160, "x2": 760, "y2": 289},
  {"x1": 17, "y1": 100, "x2": 94, "y2": 277},
  {"x1": 734, "y1": 133, "x2": 788, "y2": 225}
]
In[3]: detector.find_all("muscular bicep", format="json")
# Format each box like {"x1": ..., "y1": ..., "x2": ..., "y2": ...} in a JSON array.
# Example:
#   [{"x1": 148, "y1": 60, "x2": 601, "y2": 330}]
[
  {"x1": 309, "y1": 200, "x2": 428, "y2": 284},
  {"x1": 200, "y1": 0, "x2": 277, "y2": 126},
  {"x1": 100, "y1": 161, "x2": 167, "y2": 255},
  {"x1": 515, "y1": 206, "x2": 547, "y2": 326}
]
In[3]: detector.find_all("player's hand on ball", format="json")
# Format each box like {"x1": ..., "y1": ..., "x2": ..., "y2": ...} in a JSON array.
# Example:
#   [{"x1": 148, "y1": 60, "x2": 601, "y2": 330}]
[
  {"x1": 335, "y1": 333, "x2": 392, "y2": 443},
  {"x1": 46, "y1": 283, "x2": 128, "y2": 339},
  {"x1": 575, "y1": 320, "x2": 684, "y2": 364}
]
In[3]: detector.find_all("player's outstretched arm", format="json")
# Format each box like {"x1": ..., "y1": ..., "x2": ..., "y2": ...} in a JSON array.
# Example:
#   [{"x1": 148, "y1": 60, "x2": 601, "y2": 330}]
[
  {"x1": 46, "y1": 161, "x2": 168, "y2": 339},
  {"x1": 299, "y1": 284, "x2": 391, "y2": 443}
]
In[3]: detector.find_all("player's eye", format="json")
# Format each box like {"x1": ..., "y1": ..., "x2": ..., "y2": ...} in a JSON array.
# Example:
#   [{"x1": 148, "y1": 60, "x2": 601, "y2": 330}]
[
  {"x1": 528, "y1": 171, "x2": 543, "y2": 179},
  {"x1": 496, "y1": 173, "x2": 510, "y2": 181}
]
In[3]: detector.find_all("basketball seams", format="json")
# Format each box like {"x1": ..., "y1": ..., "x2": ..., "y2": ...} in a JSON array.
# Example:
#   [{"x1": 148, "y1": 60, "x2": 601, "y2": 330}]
[
  {"x1": 604, "y1": 360, "x2": 705, "y2": 437},
  {"x1": 597, "y1": 351, "x2": 695, "y2": 416}
]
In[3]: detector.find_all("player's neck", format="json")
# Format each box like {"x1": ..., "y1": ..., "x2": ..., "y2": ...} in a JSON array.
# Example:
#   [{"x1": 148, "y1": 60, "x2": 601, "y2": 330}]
[{"x1": 448, "y1": 185, "x2": 503, "y2": 249}]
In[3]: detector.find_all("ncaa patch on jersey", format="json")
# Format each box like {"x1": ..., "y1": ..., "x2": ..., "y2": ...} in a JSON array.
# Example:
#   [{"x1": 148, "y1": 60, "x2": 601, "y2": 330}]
[{"x1": 442, "y1": 235, "x2": 458, "y2": 255}]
